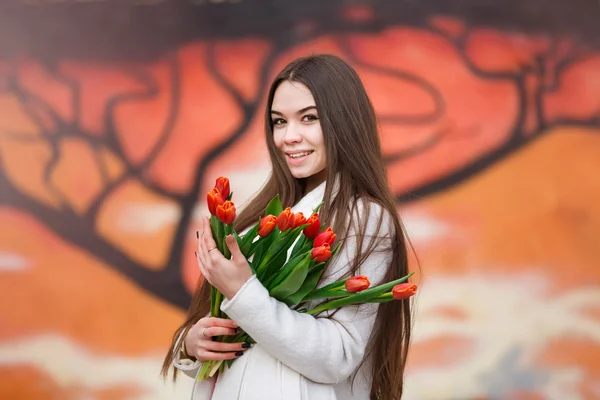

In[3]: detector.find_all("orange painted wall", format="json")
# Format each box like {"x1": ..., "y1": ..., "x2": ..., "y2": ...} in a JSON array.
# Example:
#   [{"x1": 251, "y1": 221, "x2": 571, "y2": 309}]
[{"x1": 0, "y1": 12, "x2": 599, "y2": 400}]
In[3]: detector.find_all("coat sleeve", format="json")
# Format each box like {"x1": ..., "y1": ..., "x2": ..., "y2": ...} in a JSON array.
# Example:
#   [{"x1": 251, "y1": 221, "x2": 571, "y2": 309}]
[{"x1": 220, "y1": 202, "x2": 394, "y2": 384}]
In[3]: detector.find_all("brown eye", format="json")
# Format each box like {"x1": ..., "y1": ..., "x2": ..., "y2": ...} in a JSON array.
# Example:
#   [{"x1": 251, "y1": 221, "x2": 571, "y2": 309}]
[
  {"x1": 272, "y1": 118, "x2": 286, "y2": 126},
  {"x1": 302, "y1": 115, "x2": 318, "y2": 122}
]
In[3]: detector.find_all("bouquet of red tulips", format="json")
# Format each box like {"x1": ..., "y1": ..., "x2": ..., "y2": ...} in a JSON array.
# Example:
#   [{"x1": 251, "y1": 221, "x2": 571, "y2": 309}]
[{"x1": 197, "y1": 177, "x2": 417, "y2": 380}]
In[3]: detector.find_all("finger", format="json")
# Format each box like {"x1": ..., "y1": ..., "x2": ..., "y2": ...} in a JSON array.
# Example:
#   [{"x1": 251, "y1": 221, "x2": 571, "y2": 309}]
[
  {"x1": 198, "y1": 221, "x2": 212, "y2": 268},
  {"x1": 197, "y1": 256, "x2": 209, "y2": 282},
  {"x1": 196, "y1": 230, "x2": 208, "y2": 268},
  {"x1": 225, "y1": 235, "x2": 243, "y2": 262},
  {"x1": 195, "y1": 242, "x2": 210, "y2": 280},
  {"x1": 197, "y1": 350, "x2": 245, "y2": 361},
  {"x1": 203, "y1": 216, "x2": 219, "y2": 255},
  {"x1": 203, "y1": 341, "x2": 250, "y2": 352},
  {"x1": 205, "y1": 317, "x2": 239, "y2": 329},
  {"x1": 203, "y1": 326, "x2": 238, "y2": 337}
]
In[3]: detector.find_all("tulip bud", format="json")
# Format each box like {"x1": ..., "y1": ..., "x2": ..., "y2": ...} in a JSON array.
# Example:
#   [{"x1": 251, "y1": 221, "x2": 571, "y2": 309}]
[
  {"x1": 314, "y1": 227, "x2": 336, "y2": 248},
  {"x1": 207, "y1": 188, "x2": 225, "y2": 216},
  {"x1": 291, "y1": 212, "x2": 307, "y2": 229},
  {"x1": 310, "y1": 243, "x2": 331, "y2": 263},
  {"x1": 392, "y1": 283, "x2": 417, "y2": 300},
  {"x1": 214, "y1": 177, "x2": 230, "y2": 200},
  {"x1": 345, "y1": 275, "x2": 370, "y2": 293},
  {"x1": 277, "y1": 208, "x2": 294, "y2": 231},
  {"x1": 303, "y1": 213, "x2": 321, "y2": 239},
  {"x1": 216, "y1": 201, "x2": 236, "y2": 225},
  {"x1": 258, "y1": 215, "x2": 277, "y2": 237}
]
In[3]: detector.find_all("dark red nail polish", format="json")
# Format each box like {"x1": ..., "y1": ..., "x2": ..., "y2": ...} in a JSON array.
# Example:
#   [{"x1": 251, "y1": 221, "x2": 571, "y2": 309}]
[
  {"x1": 195, "y1": 251, "x2": 197, "y2": 257},
  {"x1": 196, "y1": 231, "x2": 199, "y2": 239},
  {"x1": 235, "y1": 351, "x2": 244, "y2": 357}
]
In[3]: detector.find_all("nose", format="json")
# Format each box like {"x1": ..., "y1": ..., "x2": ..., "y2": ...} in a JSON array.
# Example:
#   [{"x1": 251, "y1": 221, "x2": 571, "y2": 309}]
[{"x1": 281, "y1": 124, "x2": 302, "y2": 144}]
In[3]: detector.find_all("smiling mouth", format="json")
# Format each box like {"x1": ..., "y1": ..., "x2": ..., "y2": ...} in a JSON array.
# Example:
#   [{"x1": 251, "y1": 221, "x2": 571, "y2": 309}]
[{"x1": 287, "y1": 151, "x2": 313, "y2": 159}]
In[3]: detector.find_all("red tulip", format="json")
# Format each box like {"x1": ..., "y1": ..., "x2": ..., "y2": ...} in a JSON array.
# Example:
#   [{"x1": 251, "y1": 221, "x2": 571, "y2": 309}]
[
  {"x1": 303, "y1": 213, "x2": 321, "y2": 239},
  {"x1": 277, "y1": 208, "x2": 294, "y2": 231},
  {"x1": 214, "y1": 176, "x2": 230, "y2": 200},
  {"x1": 392, "y1": 283, "x2": 418, "y2": 300},
  {"x1": 345, "y1": 276, "x2": 370, "y2": 293},
  {"x1": 216, "y1": 201, "x2": 236, "y2": 225},
  {"x1": 291, "y1": 212, "x2": 307, "y2": 229},
  {"x1": 207, "y1": 188, "x2": 225, "y2": 216},
  {"x1": 310, "y1": 243, "x2": 331, "y2": 263},
  {"x1": 314, "y1": 227, "x2": 336, "y2": 248},
  {"x1": 258, "y1": 215, "x2": 277, "y2": 237}
]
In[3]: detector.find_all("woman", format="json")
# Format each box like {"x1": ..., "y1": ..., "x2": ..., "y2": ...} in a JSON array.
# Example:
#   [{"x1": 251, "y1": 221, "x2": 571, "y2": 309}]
[{"x1": 161, "y1": 54, "x2": 413, "y2": 400}]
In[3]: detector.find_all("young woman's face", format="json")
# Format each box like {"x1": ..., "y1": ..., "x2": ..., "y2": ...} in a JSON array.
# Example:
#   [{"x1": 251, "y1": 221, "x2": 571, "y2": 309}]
[{"x1": 271, "y1": 81, "x2": 327, "y2": 191}]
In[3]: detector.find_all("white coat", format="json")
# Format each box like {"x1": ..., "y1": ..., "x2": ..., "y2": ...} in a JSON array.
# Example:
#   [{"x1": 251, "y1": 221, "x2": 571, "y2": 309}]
[{"x1": 173, "y1": 180, "x2": 394, "y2": 400}]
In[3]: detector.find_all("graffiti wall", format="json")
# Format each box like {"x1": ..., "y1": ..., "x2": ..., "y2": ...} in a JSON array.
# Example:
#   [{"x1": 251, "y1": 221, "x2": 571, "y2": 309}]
[{"x1": 0, "y1": 1, "x2": 599, "y2": 399}]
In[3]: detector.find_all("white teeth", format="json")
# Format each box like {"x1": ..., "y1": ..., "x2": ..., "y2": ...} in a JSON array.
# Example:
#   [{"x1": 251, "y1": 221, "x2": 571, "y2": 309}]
[{"x1": 289, "y1": 151, "x2": 311, "y2": 159}]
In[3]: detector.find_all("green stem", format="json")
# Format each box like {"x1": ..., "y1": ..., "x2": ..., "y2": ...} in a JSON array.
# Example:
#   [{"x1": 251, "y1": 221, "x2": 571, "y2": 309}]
[
  {"x1": 301, "y1": 280, "x2": 348, "y2": 302},
  {"x1": 197, "y1": 361, "x2": 212, "y2": 381},
  {"x1": 210, "y1": 216, "x2": 225, "y2": 253},
  {"x1": 307, "y1": 273, "x2": 414, "y2": 315},
  {"x1": 223, "y1": 224, "x2": 234, "y2": 258}
]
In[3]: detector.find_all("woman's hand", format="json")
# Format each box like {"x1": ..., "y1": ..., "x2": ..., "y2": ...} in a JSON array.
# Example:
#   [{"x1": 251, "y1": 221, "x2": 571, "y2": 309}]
[
  {"x1": 196, "y1": 216, "x2": 254, "y2": 300},
  {"x1": 184, "y1": 317, "x2": 250, "y2": 361}
]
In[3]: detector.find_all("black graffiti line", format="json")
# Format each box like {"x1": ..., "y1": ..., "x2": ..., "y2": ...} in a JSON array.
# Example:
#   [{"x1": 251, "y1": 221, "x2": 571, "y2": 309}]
[
  {"x1": 396, "y1": 133, "x2": 533, "y2": 203},
  {"x1": 337, "y1": 37, "x2": 446, "y2": 125},
  {"x1": 7, "y1": 74, "x2": 74, "y2": 208},
  {"x1": 86, "y1": 54, "x2": 182, "y2": 221},
  {"x1": 0, "y1": 171, "x2": 191, "y2": 307},
  {"x1": 163, "y1": 44, "x2": 283, "y2": 287}
]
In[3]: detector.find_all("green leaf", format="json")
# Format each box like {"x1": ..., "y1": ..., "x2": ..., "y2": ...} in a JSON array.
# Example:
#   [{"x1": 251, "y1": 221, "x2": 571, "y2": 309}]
[
  {"x1": 302, "y1": 277, "x2": 348, "y2": 302},
  {"x1": 232, "y1": 231, "x2": 244, "y2": 253},
  {"x1": 265, "y1": 194, "x2": 283, "y2": 217},
  {"x1": 210, "y1": 215, "x2": 225, "y2": 253},
  {"x1": 269, "y1": 254, "x2": 312, "y2": 300},
  {"x1": 290, "y1": 234, "x2": 307, "y2": 258},
  {"x1": 259, "y1": 249, "x2": 288, "y2": 284},
  {"x1": 301, "y1": 289, "x2": 348, "y2": 302},
  {"x1": 330, "y1": 241, "x2": 342, "y2": 258},
  {"x1": 250, "y1": 232, "x2": 278, "y2": 270},
  {"x1": 370, "y1": 292, "x2": 395, "y2": 303},
  {"x1": 299, "y1": 242, "x2": 345, "y2": 299},
  {"x1": 312, "y1": 201, "x2": 324, "y2": 214},
  {"x1": 239, "y1": 219, "x2": 260, "y2": 256},
  {"x1": 284, "y1": 262, "x2": 326, "y2": 305},
  {"x1": 255, "y1": 225, "x2": 305, "y2": 274},
  {"x1": 223, "y1": 224, "x2": 234, "y2": 259},
  {"x1": 262, "y1": 250, "x2": 307, "y2": 289},
  {"x1": 307, "y1": 272, "x2": 415, "y2": 315}
]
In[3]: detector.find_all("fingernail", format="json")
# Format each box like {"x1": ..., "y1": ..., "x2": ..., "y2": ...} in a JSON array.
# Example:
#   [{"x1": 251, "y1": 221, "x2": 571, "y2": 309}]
[
  {"x1": 195, "y1": 251, "x2": 197, "y2": 257},
  {"x1": 241, "y1": 343, "x2": 251, "y2": 348},
  {"x1": 196, "y1": 231, "x2": 199, "y2": 239},
  {"x1": 235, "y1": 351, "x2": 244, "y2": 357}
]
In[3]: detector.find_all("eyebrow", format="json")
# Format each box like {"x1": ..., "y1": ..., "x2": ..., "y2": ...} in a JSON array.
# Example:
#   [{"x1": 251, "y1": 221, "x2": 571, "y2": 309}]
[{"x1": 270, "y1": 105, "x2": 317, "y2": 116}]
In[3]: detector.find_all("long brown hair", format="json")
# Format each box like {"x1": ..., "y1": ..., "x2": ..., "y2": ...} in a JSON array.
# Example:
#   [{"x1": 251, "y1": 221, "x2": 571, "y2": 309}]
[{"x1": 162, "y1": 54, "x2": 412, "y2": 399}]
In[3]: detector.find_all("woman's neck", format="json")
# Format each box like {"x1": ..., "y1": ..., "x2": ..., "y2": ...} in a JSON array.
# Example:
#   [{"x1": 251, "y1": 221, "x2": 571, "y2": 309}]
[{"x1": 303, "y1": 170, "x2": 327, "y2": 196}]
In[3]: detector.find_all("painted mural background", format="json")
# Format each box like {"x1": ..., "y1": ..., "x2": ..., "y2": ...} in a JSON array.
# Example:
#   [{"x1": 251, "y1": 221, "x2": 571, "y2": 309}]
[{"x1": 0, "y1": 1, "x2": 599, "y2": 399}]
